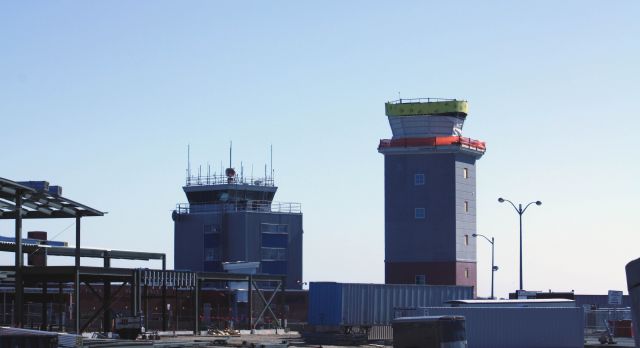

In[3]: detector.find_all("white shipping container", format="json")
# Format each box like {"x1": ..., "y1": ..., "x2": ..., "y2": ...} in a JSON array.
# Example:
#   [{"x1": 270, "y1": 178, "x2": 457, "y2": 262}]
[{"x1": 419, "y1": 307, "x2": 584, "y2": 348}]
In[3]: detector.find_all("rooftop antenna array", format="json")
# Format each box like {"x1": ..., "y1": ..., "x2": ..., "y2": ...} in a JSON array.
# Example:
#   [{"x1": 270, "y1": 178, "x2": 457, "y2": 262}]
[{"x1": 185, "y1": 142, "x2": 277, "y2": 186}]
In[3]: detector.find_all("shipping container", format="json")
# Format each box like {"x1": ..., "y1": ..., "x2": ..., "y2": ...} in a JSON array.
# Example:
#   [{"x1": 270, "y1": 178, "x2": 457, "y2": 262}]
[
  {"x1": 308, "y1": 282, "x2": 473, "y2": 326},
  {"x1": 417, "y1": 307, "x2": 584, "y2": 348},
  {"x1": 392, "y1": 316, "x2": 467, "y2": 348}
]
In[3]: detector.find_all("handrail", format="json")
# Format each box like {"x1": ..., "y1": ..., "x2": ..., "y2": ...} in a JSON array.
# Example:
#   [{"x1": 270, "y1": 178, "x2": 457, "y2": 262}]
[
  {"x1": 378, "y1": 136, "x2": 486, "y2": 152},
  {"x1": 185, "y1": 174, "x2": 274, "y2": 187},
  {"x1": 175, "y1": 200, "x2": 301, "y2": 214},
  {"x1": 387, "y1": 97, "x2": 460, "y2": 104}
]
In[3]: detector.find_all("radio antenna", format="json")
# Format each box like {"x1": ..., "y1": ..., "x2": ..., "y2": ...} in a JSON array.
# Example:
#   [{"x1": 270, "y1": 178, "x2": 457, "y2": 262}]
[{"x1": 229, "y1": 141, "x2": 233, "y2": 168}]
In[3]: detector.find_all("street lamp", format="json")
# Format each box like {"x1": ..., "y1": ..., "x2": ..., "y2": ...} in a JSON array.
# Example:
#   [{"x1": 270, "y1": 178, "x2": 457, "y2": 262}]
[
  {"x1": 498, "y1": 197, "x2": 542, "y2": 291},
  {"x1": 472, "y1": 233, "x2": 497, "y2": 300}
]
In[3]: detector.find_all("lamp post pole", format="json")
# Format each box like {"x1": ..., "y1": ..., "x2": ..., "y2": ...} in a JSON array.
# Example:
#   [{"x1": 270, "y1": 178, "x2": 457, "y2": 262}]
[
  {"x1": 498, "y1": 198, "x2": 542, "y2": 291},
  {"x1": 473, "y1": 233, "x2": 497, "y2": 299}
]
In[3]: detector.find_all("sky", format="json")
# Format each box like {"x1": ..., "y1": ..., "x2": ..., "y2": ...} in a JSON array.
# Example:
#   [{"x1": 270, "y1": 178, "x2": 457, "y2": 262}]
[{"x1": 1, "y1": 1, "x2": 639, "y2": 298}]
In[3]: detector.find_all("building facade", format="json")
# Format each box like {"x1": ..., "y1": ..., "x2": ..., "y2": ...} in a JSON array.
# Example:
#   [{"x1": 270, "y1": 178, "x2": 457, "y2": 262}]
[
  {"x1": 378, "y1": 98, "x2": 486, "y2": 288},
  {"x1": 172, "y1": 168, "x2": 303, "y2": 289}
]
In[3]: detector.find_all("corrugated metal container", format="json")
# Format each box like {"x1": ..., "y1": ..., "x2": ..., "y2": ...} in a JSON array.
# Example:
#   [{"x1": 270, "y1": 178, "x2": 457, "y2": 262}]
[
  {"x1": 308, "y1": 282, "x2": 473, "y2": 326},
  {"x1": 57, "y1": 333, "x2": 83, "y2": 347},
  {"x1": 418, "y1": 307, "x2": 584, "y2": 348},
  {"x1": 0, "y1": 327, "x2": 58, "y2": 347}
]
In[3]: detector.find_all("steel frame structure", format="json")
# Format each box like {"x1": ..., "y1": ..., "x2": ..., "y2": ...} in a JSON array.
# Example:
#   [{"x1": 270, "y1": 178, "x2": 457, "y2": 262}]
[{"x1": 0, "y1": 177, "x2": 288, "y2": 334}]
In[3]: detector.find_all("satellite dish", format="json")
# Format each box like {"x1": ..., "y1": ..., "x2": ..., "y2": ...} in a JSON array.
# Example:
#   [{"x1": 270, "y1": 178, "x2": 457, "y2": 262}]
[{"x1": 225, "y1": 168, "x2": 236, "y2": 177}]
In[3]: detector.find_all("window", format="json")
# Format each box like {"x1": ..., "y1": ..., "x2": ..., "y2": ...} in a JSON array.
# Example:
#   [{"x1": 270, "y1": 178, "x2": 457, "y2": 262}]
[
  {"x1": 261, "y1": 223, "x2": 288, "y2": 234},
  {"x1": 261, "y1": 247, "x2": 287, "y2": 261},
  {"x1": 464, "y1": 268, "x2": 469, "y2": 278},
  {"x1": 463, "y1": 168, "x2": 469, "y2": 179},
  {"x1": 415, "y1": 275, "x2": 426, "y2": 285},
  {"x1": 464, "y1": 201, "x2": 469, "y2": 213},
  {"x1": 415, "y1": 208, "x2": 425, "y2": 219},
  {"x1": 204, "y1": 248, "x2": 220, "y2": 261},
  {"x1": 262, "y1": 233, "x2": 288, "y2": 248},
  {"x1": 464, "y1": 235, "x2": 469, "y2": 246},
  {"x1": 414, "y1": 173, "x2": 425, "y2": 186}
]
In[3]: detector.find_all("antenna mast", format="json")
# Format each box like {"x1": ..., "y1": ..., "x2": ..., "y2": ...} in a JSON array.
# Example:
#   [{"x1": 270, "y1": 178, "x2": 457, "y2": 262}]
[
  {"x1": 229, "y1": 141, "x2": 233, "y2": 169},
  {"x1": 187, "y1": 144, "x2": 191, "y2": 183}
]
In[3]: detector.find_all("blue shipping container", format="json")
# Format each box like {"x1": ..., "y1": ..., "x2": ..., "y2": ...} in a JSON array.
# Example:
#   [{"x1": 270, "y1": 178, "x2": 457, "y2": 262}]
[{"x1": 308, "y1": 282, "x2": 473, "y2": 326}]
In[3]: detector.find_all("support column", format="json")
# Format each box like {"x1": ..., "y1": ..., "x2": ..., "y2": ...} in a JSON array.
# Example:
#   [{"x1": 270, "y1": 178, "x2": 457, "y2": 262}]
[
  {"x1": 193, "y1": 278, "x2": 200, "y2": 335},
  {"x1": 42, "y1": 282, "x2": 48, "y2": 330},
  {"x1": 74, "y1": 269, "x2": 80, "y2": 333},
  {"x1": 280, "y1": 276, "x2": 286, "y2": 329},
  {"x1": 103, "y1": 255, "x2": 111, "y2": 333},
  {"x1": 161, "y1": 256, "x2": 167, "y2": 331},
  {"x1": 131, "y1": 270, "x2": 138, "y2": 316},
  {"x1": 74, "y1": 216, "x2": 81, "y2": 333},
  {"x1": 143, "y1": 283, "x2": 148, "y2": 330},
  {"x1": 58, "y1": 283, "x2": 63, "y2": 332},
  {"x1": 15, "y1": 192, "x2": 23, "y2": 328},
  {"x1": 247, "y1": 275, "x2": 253, "y2": 332}
]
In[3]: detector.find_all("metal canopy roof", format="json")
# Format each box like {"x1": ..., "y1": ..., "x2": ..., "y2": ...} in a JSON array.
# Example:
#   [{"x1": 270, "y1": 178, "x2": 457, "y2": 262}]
[{"x1": 0, "y1": 177, "x2": 104, "y2": 219}]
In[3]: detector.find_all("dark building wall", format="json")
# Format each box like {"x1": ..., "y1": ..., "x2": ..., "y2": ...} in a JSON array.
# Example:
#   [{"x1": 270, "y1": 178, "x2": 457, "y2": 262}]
[
  {"x1": 386, "y1": 261, "x2": 457, "y2": 285},
  {"x1": 174, "y1": 212, "x2": 224, "y2": 271},
  {"x1": 384, "y1": 154, "x2": 457, "y2": 263},
  {"x1": 174, "y1": 210, "x2": 303, "y2": 289},
  {"x1": 383, "y1": 151, "x2": 478, "y2": 287}
]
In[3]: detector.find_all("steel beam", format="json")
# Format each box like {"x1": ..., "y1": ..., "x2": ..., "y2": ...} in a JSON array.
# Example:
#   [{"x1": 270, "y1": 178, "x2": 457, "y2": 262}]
[
  {"x1": 74, "y1": 216, "x2": 81, "y2": 333},
  {"x1": 162, "y1": 255, "x2": 167, "y2": 331},
  {"x1": 15, "y1": 192, "x2": 23, "y2": 327},
  {"x1": 103, "y1": 255, "x2": 111, "y2": 332}
]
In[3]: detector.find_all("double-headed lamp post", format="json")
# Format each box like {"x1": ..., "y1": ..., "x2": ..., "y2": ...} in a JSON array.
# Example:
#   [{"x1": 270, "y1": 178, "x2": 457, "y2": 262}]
[
  {"x1": 472, "y1": 233, "x2": 497, "y2": 300},
  {"x1": 498, "y1": 197, "x2": 542, "y2": 291}
]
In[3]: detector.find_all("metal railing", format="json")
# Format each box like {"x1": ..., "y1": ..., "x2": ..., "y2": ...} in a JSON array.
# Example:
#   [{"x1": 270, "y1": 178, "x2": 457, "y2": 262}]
[
  {"x1": 175, "y1": 200, "x2": 301, "y2": 214},
  {"x1": 378, "y1": 136, "x2": 486, "y2": 152},
  {"x1": 388, "y1": 97, "x2": 460, "y2": 104},
  {"x1": 584, "y1": 308, "x2": 632, "y2": 337},
  {"x1": 186, "y1": 174, "x2": 275, "y2": 187}
]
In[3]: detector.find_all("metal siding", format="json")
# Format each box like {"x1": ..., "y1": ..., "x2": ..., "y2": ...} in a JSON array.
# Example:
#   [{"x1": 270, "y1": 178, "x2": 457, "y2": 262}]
[
  {"x1": 175, "y1": 210, "x2": 302, "y2": 289},
  {"x1": 308, "y1": 282, "x2": 343, "y2": 325},
  {"x1": 309, "y1": 282, "x2": 472, "y2": 326},
  {"x1": 175, "y1": 212, "x2": 221, "y2": 271},
  {"x1": 454, "y1": 156, "x2": 476, "y2": 262},
  {"x1": 421, "y1": 307, "x2": 584, "y2": 348},
  {"x1": 384, "y1": 154, "x2": 457, "y2": 263}
]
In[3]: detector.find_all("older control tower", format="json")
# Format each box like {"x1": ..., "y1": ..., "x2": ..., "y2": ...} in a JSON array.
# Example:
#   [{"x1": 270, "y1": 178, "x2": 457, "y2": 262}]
[{"x1": 378, "y1": 98, "x2": 486, "y2": 288}]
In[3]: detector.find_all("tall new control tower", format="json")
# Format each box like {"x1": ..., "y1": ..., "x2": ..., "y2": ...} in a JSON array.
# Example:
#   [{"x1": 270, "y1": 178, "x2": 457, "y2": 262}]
[{"x1": 378, "y1": 98, "x2": 486, "y2": 288}]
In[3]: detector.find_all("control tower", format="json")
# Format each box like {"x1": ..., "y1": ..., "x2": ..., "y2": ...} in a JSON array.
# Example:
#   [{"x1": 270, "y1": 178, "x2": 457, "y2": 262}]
[
  {"x1": 378, "y1": 98, "x2": 486, "y2": 288},
  {"x1": 172, "y1": 163, "x2": 303, "y2": 289}
]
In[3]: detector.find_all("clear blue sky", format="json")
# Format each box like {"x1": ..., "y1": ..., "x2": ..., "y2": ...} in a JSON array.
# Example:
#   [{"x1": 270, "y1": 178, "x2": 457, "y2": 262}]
[{"x1": 1, "y1": 1, "x2": 638, "y2": 298}]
